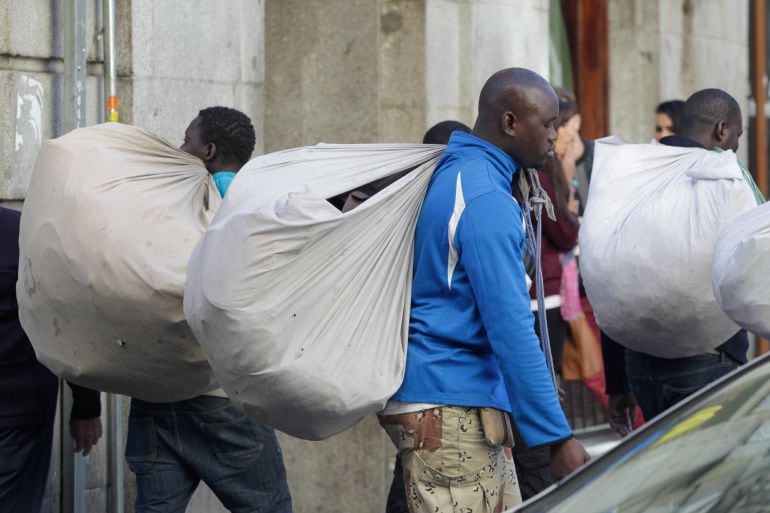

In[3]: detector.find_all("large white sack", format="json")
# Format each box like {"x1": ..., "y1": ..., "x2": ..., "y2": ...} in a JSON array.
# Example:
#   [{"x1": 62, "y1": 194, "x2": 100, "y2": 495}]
[
  {"x1": 184, "y1": 144, "x2": 442, "y2": 440},
  {"x1": 17, "y1": 123, "x2": 221, "y2": 401},
  {"x1": 580, "y1": 137, "x2": 756, "y2": 358},
  {"x1": 713, "y1": 201, "x2": 770, "y2": 338}
]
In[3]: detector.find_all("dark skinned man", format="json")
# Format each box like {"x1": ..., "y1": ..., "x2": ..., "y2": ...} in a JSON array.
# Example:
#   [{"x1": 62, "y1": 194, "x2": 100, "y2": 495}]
[
  {"x1": 604, "y1": 89, "x2": 752, "y2": 435},
  {"x1": 379, "y1": 68, "x2": 589, "y2": 513}
]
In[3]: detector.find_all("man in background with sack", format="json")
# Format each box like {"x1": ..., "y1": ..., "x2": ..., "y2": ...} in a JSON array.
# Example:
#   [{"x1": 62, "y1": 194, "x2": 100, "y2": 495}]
[
  {"x1": 125, "y1": 107, "x2": 292, "y2": 513},
  {"x1": 0, "y1": 206, "x2": 102, "y2": 513},
  {"x1": 379, "y1": 68, "x2": 589, "y2": 513},
  {"x1": 603, "y1": 88, "x2": 753, "y2": 435}
]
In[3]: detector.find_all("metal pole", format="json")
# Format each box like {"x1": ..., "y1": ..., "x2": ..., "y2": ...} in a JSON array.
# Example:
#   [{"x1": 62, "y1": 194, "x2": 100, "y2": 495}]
[
  {"x1": 754, "y1": 0, "x2": 770, "y2": 357},
  {"x1": 102, "y1": 0, "x2": 126, "y2": 513},
  {"x1": 103, "y1": 0, "x2": 119, "y2": 123},
  {"x1": 106, "y1": 395, "x2": 125, "y2": 513},
  {"x1": 62, "y1": 0, "x2": 87, "y2": 510},
  {"x1": 102, "y1": 0, "x2": 125, "y2": 509},
  {"x1": 63, "y1": 0, "x2": 87, "y2": 133},
  {"x1": 754, "y1": 0, "x2": 768, "y2": 197}
]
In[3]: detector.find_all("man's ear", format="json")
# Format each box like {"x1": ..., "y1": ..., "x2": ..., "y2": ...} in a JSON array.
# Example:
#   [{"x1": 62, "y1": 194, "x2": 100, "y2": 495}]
[
  {"x1": 502, "y1": 111, "x2": 517, "y2": 136},
  {"x1": 714, "y1": 121, "x2": 728, "y2": 143},
  {"x1": 204, "y1": 142, "x2": 217, "y2": 163}
]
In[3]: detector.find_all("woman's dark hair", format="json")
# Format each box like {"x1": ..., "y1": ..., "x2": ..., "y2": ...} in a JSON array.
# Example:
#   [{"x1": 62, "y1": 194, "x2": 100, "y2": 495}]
[
  {"x1": 655, "y1": 100, "x2": 686, "y2": 134},
  {"x1": 554, "y1": 87, "x2": 578, "y2": 127},
  {"x1": 545, "y1": 87, "x2": 579, "y2": 224},
  {"x1": 542, "y1": 157, "x2": 577, "y2": 225}
]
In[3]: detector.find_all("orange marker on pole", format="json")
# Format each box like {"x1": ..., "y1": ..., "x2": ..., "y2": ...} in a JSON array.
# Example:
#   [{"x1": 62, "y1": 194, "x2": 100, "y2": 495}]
[{"x1": 106, "y1": 95, "x2": 119, "y2": 122}]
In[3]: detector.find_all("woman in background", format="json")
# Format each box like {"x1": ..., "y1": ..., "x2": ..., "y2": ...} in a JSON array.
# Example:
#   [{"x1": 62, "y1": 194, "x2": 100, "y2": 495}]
[{"x1": 654, "y1": 100, "x2": 686, "y2": 141}]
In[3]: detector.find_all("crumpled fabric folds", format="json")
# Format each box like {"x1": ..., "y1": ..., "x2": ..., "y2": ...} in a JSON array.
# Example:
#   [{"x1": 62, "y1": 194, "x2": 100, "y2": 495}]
[
  {"x1": 185, "y1": 143, "x2": 442, "y2": 440},
  {"x1": 17, "y1": 123, "x2": 221, "y2": 402}
]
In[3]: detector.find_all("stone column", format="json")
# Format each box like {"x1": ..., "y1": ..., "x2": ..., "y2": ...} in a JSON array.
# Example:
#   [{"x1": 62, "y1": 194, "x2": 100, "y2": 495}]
[
  {"x1": 126, "y1": 0, "x2": 265, "y2": 152},
  {"x1": 425, "y1": 0, "x2": 551, "y2": 128},
  {"x1": 0, "y1": 0, "x2": 103, "y2": 209}
]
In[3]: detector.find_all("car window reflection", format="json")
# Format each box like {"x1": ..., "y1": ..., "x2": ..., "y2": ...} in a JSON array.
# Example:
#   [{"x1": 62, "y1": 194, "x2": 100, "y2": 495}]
[{"x1": 518, "y1": 356, "x2": 770, "y2": 513}]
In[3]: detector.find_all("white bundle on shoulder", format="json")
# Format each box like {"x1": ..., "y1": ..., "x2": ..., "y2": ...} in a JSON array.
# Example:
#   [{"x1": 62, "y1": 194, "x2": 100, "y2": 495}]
[
  {"x1": 580, "y1": 136, "x2": 756, "y2": 358},
  {"x1": 713, "y1": 201, "x2": 770, "y2": 338},
  {"x1": 184, "y1": 143, "x2": 442, "y2": 440},
  {"x1": 17, "y1": 123, "x2": 220, "y2": 401}
]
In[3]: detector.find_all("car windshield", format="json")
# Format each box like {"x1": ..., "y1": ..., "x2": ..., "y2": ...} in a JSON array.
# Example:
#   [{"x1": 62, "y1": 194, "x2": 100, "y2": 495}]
[{"x1": 516, "y1": 353, "x2": 770, "y2": 513}]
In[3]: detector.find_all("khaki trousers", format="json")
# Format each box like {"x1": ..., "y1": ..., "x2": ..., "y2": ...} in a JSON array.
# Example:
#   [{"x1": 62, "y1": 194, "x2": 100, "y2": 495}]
[{"x1": 380, "y1": 406, "x2": 522, "y2": 513}]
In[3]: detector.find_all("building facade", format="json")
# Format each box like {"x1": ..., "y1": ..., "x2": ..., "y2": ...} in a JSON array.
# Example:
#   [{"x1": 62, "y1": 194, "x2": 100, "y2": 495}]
[{"x1": 0, "y1": 1, "x2": 752, "y2": 511}]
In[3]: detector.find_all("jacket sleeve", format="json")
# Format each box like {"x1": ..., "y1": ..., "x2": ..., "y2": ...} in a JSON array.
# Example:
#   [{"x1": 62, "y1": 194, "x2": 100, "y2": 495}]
[
  {"x1": 537, "y1": 172, "x2": 579, "y2": 252},
  {"x1": 67, "y1": 382, "x2": 101, "y2": 420},
  {"x1": 457, "y1": 189, "x2": 572, "y2": 447}
]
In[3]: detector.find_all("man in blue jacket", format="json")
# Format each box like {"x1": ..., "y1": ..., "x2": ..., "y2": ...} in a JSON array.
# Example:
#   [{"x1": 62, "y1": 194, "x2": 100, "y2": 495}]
[
  {"x1": 0, "y1": 206, "x2": 102, "y2": 513},
  {"x1": 380, "y1": 68, "x2": 589, "y2": 512}
]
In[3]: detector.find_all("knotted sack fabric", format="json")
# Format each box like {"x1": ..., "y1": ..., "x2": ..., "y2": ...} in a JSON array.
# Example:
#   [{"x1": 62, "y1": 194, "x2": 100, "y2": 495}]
[
  {"x1": 580, "y1": 136, "x2": 756, "y2": 358},
  {"x1": 184, "y1": 144, "x2": 442, "y2": 440},
  {"x1": 17, "y1": 123, "x2": 220, "y2": 401},
  {"x1": 712, "y1": 201, "x2": 770, "y2": 338}
]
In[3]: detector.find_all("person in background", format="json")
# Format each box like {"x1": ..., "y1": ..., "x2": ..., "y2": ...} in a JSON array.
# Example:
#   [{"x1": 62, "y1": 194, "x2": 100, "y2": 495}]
[
  {"x1": 331, "y1": 121, "x2": 474, "y2": 215},
  {"x1": 604, "y1": 89, "x2": 749, "y2": 435},
  {"x1": 553, "y1": 88, "x2": 594, "y2": 216},
  {"x1": 421, "y1": 120, "x2": 471, "y2": 145},
  {"x1": 530, "y1": 100, "x2": 580, "y2": 379},
  {"x1": 654, "y1": 100, "x2": 686, "y2": 141},
  {"x1": 0, "y1": 206, "x2": 102, "y2": 513},
  {"x1": 126, "y1": 107, "x2": 292, "y2": 513}
]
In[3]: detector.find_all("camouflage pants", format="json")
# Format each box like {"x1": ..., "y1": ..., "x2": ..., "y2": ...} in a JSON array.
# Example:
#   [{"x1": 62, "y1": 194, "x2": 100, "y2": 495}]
[{"x1": 379, "y1": 406, "x2": 522, "y2": 513}]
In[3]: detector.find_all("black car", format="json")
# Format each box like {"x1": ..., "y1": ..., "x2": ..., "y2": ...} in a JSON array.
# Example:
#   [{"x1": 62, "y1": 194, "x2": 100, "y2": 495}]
[{"x1": 513, "y1": 352, "x2": 770, "y2": 513}]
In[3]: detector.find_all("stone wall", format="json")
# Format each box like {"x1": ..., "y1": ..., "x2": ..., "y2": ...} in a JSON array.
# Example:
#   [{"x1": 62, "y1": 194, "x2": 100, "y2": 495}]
[
  {"x1": 1, "y1": 0, "x2": 104, "y2": 208},
  {"x1": 265, "y1": 0, "x2": 550, "y2": 151},
  {"x1": 425, "y1": 0, "x2": 550, "y2": 128},
  {"x1": 608, "y1": 0, "x2": 749, "y2": 160},
  {"x1": 127, "y1": 0, "x2": 264, "y2": 151}
]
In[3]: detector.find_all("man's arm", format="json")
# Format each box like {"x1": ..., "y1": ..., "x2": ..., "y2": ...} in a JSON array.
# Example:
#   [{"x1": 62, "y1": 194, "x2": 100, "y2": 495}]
[
  {"x1": 68, "y1": 383, "x2": 102, "y2": 456},
  {"x1": 459, "y1": 191, "x2": 589, "y2": 476},
  {"x1": 601, "y1": 331, "x2": 628, "y2": 395},
  {"x1": 458, "y1": 191, "x2": 571, "y2": 445},
  {"x1": 601, "y1": 332, "x2": 636, "y2": 436}
]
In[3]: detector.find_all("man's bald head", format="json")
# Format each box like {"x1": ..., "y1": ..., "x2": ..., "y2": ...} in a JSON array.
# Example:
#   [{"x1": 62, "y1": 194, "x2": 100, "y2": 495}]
[
  {"x1": 679, "y1": 88, "x2": 743, "y2": 152},
  {"x1": 477, "y1": 68, "x2": 551, "y2": 119},
  {"x1": 473, "y1": 68, "x2": 558, "y2": 169}
]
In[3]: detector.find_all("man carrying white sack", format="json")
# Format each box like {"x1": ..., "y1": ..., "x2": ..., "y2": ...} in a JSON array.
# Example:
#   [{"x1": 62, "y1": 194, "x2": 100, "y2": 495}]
[
  {"x1": 126, "y1": 107, "x2": 292, "y2": 513},
  {"x1": 603, "y1": 89, "x2": 757, "y2": 435},
  {"x1": 378, "y1": 68, "x2": 590, "y2": 513}
]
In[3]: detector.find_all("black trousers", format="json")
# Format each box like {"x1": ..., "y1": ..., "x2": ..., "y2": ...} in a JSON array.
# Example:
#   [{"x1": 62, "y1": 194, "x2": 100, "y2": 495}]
[{"x1": 0, "y1": 423, "x2": 54, "y2": 513}]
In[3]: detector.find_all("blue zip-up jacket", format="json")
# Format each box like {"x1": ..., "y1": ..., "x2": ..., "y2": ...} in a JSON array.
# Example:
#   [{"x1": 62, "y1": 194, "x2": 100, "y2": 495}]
[{"x1": 392, "y1": 132, "x2": 572, "y2": 447}]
